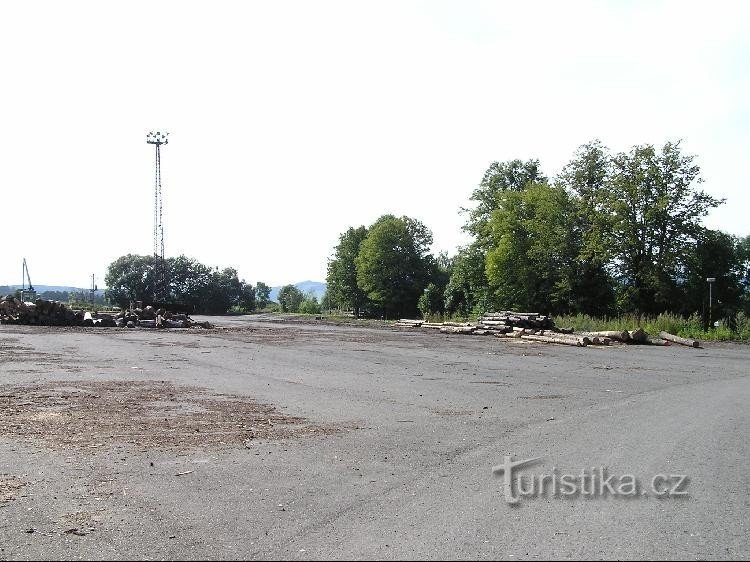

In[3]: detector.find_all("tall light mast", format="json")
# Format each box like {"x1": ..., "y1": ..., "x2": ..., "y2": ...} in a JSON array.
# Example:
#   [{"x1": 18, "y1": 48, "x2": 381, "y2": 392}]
[{"x1": 146, "y1": 131, "x2": 169, "y2": 301}]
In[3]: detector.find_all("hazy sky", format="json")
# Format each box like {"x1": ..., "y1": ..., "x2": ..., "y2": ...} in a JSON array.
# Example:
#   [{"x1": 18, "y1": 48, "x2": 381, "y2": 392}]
[{"x1": 1, "y1": 0, "x2": 748, "y2": 288}]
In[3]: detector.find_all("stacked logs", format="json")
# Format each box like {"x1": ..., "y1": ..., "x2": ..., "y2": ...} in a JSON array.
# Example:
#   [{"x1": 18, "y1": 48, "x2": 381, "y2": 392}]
[
  {"x1": 0, "y1": 296, "x2": 83, "y2": 326},
  {"x1": 0, "y1": 296, "x2": 212, "y2": 329},
  {"x1": 395, "y1": 311, "x2": 700, "y2": 348},
  {"x1": 477, "y1": 311, "x2": 555, "y2": 332},
  {"x1": 114, "y1": 306, "x2": 212, "y2": 329}
]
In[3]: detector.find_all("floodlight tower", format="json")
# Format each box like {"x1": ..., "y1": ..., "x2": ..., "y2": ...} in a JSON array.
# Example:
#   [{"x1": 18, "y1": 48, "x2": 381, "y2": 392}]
[{"x1": 146, "y1": 131, "x2": 169, "y2": 301}]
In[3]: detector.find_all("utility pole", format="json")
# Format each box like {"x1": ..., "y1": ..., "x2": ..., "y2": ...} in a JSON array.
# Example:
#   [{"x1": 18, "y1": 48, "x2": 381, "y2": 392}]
[
  {"x1": 146, "y1": 131, "x2": 169, "y2": 302},
  {"x1": 706, "y1": 277, "x2": 716, "y2": 329}
]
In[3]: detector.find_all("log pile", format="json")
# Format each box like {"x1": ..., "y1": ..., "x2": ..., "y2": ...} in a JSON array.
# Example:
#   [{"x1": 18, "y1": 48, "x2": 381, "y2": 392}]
[
  {"x1": 113, "y1": 306, "x2": 213, "y2": 329},
  {"x1": 394, "y1": 311, "x2": 701, "y2": 349},
  {"x1": 0, "y1": 296, "x2": 84, "y2": 326},
  {"x1": 0, "y1": 296, "x2": 212, "y2": 329},
  {"x1": 477, "y1": 311, "x2": 555, "y2": 332}
]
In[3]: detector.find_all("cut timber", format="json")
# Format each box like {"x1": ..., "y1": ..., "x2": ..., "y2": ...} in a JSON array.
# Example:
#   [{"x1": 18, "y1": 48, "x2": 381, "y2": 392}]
[
  {"x1": 659, "y1": 331, "x2": 700, "y2": 348},
  {"x1": 440, "y1": 326, "x2": 475, "y2": 334},
  {"x1": 646, "y1": 336, "x2": 672, "y2": 346},
  {"x1": 629, "y1": 328, "x2": 648, "y2": 344},
  {"x1": 585, "y1": 330, "x2": 631, "y2": 343},
  {"x1": 540, "y1": 331, "x2": 591, "y2": 346},
  {"x1": 521, "y1": 334, "x2": 586, "y2": 347}
]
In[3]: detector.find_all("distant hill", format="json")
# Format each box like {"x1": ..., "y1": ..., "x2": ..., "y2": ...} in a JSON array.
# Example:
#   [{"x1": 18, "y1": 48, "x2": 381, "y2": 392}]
[
  {"x1": 269, "y1": 281, "x2": 327, "y2": 302},
  {"x1": 0, "y1": 285, "x2": 105, "y2": 297}
]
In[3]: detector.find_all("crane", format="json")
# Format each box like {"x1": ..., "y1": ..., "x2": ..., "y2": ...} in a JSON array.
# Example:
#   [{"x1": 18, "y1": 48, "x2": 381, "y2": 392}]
[{"x1": 21, "y1": 258, "x2": 36, "y2": 302}]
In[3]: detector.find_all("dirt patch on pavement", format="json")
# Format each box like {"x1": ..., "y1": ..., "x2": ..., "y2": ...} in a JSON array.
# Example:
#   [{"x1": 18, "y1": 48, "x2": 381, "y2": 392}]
[
  {"x1": 0, "y1": 475, "x2": 26, "y2": 503},
  {"x1": 0, "y1": 380, "x2": 338, "y2": 451}
]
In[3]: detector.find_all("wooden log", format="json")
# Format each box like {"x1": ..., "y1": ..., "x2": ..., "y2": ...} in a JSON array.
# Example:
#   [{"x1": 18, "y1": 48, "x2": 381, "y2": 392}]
[
  {"x1": 628, "y1": 328, "x2": 648, "y2": 344},
  {"x1": 646, "y1": 336, "x2": 671, "y2": 346},
  {"x1": 521, "y1": 334, "x2": 586, "y2": 347},
  {"x1": 659, "y1": 331, "x2": 700, "y2": 348},
  {"x1": 440, "y1": 326, "x2": 475, "y2": 334},
  {"x1": 547, "y1": 332, "x2": 592, "y2": 346},
  {"x1": 584, "y1": 330, "x2": 631, "y2": 342}
]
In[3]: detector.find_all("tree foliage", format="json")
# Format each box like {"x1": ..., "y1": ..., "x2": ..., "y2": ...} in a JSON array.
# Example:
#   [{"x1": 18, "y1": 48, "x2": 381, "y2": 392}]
[
  {"x1": 465, "y1": 159, "x2": 547, "y2": 244},
  {"x1": 485, "y1": 182, "x2": 580, "y2": 314},
  {"x1": 418, "y1": 282, "x2": 444, "y2": 318},
  {"x1": 444, "y1": 244, "x2": 491, "y2": 316},
  {"x1": 277, "y1": 284, "x2": 304, "y2": 313},
  {"x1": 355, "y1": 215, "x2": 434, "y2": 318},
  {"x1": 455, "y1": 140, "x2": 732, "y2": 319},
  {"x1": 255, "y1": 282, "x2": 272, "y2": 309},
  {"x1": 326, "y1": 226, "x2": 369, "y2": 314},
  {"x1": 604, "y1": 142, "x2": 723, "y2": 313},
  {"x1": 105, "y1": 254, "x2": 257, "y2": 314},
  {"x1": 105, "y1": 254, "x2": 158, "y2": 308}
]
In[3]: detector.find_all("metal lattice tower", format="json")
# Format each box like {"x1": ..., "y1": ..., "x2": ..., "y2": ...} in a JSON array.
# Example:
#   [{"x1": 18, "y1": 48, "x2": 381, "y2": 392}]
[{"x1": 146, "y1": 131, "x2": 169, "y2": 301}]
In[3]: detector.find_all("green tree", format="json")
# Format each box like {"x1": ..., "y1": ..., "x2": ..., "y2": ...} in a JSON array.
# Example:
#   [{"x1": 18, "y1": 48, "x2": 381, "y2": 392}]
[
  {"x1": 558, "y1": 139, "x2": 612, "y2": 266},
  {"x1": 485, "y1": 183, "x2": 580, "y2": 314},
  {"x1": 604, "y1": 142, "x2": 724, "y2": 314},
  {"x1": 106, "y1": 254, "x2": 247, "y2": 314},
  {"x1": 418, "y1": 283, "x2": 444, "y2": 318},
  {"x1": 739, "y1": 235, "x2": 750, "y2": 316},
  {"x1": 557, "y1": 140, "x2": 617, "y2": 316},
  {"x1": 277, "y1": 284, "x2": 304, "y2": 313},
  {"x1": 355, "y1": 215, "x2": 434, "y2": 318},
  {"x1": 299, "y1": 292, "x2": 321, "y2": 315},
  {"x1": 326, "y1": 226, "x2": 369, "y2": 315},
  {"x1": 444, "y1": 244, "x2": 491, "y2": 316},
  {"x1": 238, "y1": 282, "x2": 256, "y2": 312},
  {"x1": 169, "y1": 255, "x2": 213, "y2": 311},
  {"x1": 465, "y1": 159, "x2": 547, "y2": 244},
  {"x1": 680, "y1": 229, "x2": 745, "y2": 325},
  {"x1": 320, "y1": 290, "x2": 335, "y2": 311},
  {"x1": 196, "y1": 267, "x2": 243, "y2": 314},
  {"x1": 105, "y1": 254, "x2": 157, "y2": 308},
  {"x1": 255, "y1": 282, "x2": 272, "y2": 309}
]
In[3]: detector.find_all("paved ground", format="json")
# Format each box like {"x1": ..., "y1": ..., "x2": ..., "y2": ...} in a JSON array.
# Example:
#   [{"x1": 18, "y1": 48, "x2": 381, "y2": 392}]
[{"x1": 0, "y1": 316, "x2": 748, "y2": 560}]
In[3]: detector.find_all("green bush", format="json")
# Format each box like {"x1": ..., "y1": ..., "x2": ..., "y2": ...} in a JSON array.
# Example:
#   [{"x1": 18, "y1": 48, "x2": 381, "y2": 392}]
[{"x1": 299, "y1": 298, "x2": 321, "y2": 315}]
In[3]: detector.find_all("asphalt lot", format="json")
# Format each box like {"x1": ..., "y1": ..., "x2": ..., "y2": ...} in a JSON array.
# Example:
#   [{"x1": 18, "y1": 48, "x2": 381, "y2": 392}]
[{"x1": 1, "y1": 315, "x2": 748, "y2": 560}]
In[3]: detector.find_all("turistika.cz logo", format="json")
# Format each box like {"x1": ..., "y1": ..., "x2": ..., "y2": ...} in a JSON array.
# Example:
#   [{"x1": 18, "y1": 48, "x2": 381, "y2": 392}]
[{"x1": 492, "y1": 456, "x2": 689, "y2": 504}]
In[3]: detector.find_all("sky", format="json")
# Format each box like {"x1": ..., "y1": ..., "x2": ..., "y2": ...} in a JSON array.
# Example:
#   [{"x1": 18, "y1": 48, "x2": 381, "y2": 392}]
[{"x1": 1, "y1": 0, "x2": 748, "y2": 288}]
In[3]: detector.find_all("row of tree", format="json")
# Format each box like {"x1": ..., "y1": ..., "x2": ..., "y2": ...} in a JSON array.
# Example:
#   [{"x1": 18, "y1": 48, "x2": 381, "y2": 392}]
[
  {"x1": 325, "y1": 141, "x2": 750, "y2": 323},
  {"x1": 105, "y1": 254, "x2": 272, "y2": 314}
]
